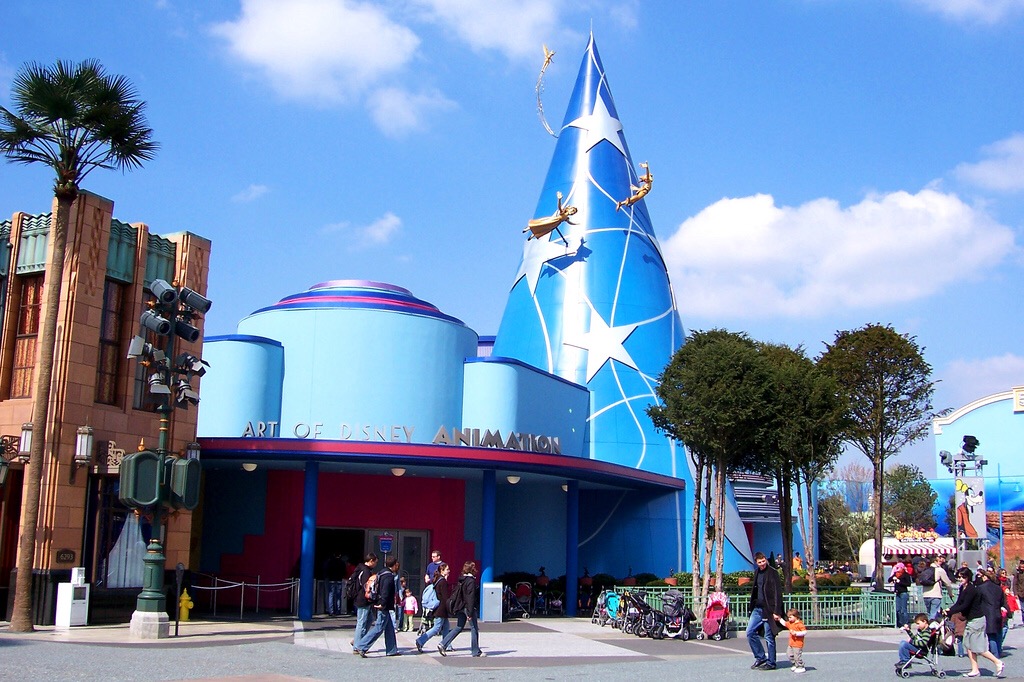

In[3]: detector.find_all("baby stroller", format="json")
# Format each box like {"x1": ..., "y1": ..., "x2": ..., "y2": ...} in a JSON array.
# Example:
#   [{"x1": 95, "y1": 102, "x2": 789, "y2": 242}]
[
  {"x1": 661, "y1": 589, "x2": 695, "y2": 640},
  {"x1": 515, "y1": 582, "x2": 533, "y2": 614},
  {"x1": 697, "y1": 592, "x2": 730, "y2": 640},
  {"x1": 502, "y1": 584, "x2": 530, "y2": 620},
  {"x1": 592, "y1": 589, "x2": 621, "y2": 627},
  {"x1": 895, "y1": 617, "x2": 947, "y2": 678},
  {"x1": 619, "y1": 591, "x2": 645, "y2": 635}
]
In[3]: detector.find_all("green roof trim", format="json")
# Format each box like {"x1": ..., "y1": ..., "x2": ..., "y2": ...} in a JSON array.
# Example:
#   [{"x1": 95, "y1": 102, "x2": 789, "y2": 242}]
[
  {"x1": 144, "y1": 232, "x2": 176, "y2": 287},
  {"x1": 15, "y1": 212, "x2": 51, "y2": 274},
  {"x1": 106, "y1": 218, "x2": 137, "y2": 283}
]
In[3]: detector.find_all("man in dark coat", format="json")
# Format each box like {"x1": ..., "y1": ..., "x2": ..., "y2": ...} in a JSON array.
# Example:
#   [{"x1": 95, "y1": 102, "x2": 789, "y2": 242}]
[
  {"x1": 747, "y1": 551, "x2": 785, "y2": 670},
  {"x1": 977, "y1": 569, "x2": 1008, "y2": 657},
  {"x1": 354, "y1": 557, "x2": 400, "y2": 657},
  {"x1": 350, "y1": 553, "x2": 378, "y2": 653}
]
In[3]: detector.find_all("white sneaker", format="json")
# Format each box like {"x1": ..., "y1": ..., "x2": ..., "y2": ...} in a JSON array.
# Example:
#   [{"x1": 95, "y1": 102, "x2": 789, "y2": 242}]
[{"x1": 793, "y1": 667, "x2": 806, "y2": 674}]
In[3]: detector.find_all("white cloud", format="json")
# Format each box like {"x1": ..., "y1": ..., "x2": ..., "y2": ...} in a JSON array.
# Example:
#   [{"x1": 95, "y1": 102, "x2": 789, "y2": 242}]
[
  {"x1": 905, "y1": 0, "x2": 1024, "y2": 23},
  {"x1": 411, "y1": 0, "x2": 566, "y2": 60},
  {"x1": 955, "y1": 133, "x2": 1024, "y2": 192},
  {"x1": 943, "y1": 353, "x2": 1024, "y2": 405},
  {"x1": 662, "y1": 189, "x2": 1017, "y2": 318},
  {"x1": 366, "y1": 87, "x2": 456, "y2": 137},
  {"x1": 321, "y1": 211, "x2": 402, "y2": 248},
  {"x1": 231, "y1": 184, "x2": 269, "y2": 202},
  {"x1": 210, "y1": 0, "x2": 420, "y2": 104}
]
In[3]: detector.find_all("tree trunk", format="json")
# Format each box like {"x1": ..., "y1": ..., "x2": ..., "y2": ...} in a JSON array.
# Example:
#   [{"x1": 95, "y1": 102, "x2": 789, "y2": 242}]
[
  {"x1": 873, "y1": 452, "x2": 884, "y2": 590},
  {"x1": 9, "y1": 193, "x2": 73, "y2": 632},
  {"x1": 700, "y1": 465, "x2": 714, "y2": 607},
  {"x1": 778, "y1": 467, "x2": 793, "y2": 590},
  {"x1": 713, "y1": 464, "x2": 726, "y2": 588},
  {"x1": 691, "y1": 455, "x2": 705, "y2": 610}
]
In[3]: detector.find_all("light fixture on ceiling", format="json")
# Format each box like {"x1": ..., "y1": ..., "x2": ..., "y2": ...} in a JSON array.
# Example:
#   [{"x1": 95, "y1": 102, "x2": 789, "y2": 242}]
[
  {"x1": 391, "y1": 467, "x2": 406, "y2": 477},
  {"x1": 506, "y1": 475, "x2": 521, "y2": 485},
  {"x1": 241, "y1": 462, "x2": 258, "y2": 472},
  {"x1": 561, "y1": 484, "x2": 568, "y2": 492}
]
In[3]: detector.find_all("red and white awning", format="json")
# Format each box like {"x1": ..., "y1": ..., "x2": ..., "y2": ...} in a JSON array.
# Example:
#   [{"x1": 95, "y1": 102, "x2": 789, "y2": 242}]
[{"x1": 881, "y1": 538, "x2": 955, "y2": 557}]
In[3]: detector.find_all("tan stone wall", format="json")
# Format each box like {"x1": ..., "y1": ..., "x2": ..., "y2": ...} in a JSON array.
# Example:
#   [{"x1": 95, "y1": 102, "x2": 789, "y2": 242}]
[{"x1": 0, "y1": 192, "x2": 211, "y2": 576}]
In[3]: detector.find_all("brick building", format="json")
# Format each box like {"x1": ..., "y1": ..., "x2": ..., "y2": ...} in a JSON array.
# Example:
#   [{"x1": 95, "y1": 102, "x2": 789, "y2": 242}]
[{"x1": 0, "y1": 191, "x2": 210, "y2": 624}]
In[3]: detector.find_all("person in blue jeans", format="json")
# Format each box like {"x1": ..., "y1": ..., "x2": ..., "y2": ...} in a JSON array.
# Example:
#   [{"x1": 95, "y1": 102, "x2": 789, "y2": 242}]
[
  {"x1": 354, "y1": 557, "x2": 400, "y2": 657},
  {"x1": 890, "y1": 562, "x2": 912, "y2": 627},
  {"x1": 415, "y1": 562, "x2": 451, "y2": 652},
  {"x1": 897, "y1": 613, "x2": 931, "y2": 666},
  {"x1": 747, "y1": 551, "x2": 784, "y2": 671},
  {"x1": 439, "y1": 560, "x2": 484, "y2": 657}
]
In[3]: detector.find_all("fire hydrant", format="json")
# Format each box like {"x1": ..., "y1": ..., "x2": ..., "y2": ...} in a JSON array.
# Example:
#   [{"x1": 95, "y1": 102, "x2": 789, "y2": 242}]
[{"x1": 179, "y1": 588, "x2": 194, "y2": 622}]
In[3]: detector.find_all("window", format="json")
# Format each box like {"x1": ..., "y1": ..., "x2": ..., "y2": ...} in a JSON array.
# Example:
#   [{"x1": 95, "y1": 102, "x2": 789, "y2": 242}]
[
  {"x1": 11, "y1": 275, "x2": 43, "y2": 398},
  {"x1": 96, "y1": 280, "x2": 126, "y2": 405}
]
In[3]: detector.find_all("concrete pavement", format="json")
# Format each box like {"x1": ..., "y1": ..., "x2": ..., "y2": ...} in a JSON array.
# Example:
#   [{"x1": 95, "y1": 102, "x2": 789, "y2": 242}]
[{"x1": 2, "y1": 615, "x2": 1022, "y2": 680}]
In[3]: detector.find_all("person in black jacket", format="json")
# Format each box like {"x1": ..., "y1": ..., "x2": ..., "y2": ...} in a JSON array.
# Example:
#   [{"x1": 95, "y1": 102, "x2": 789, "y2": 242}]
[
  {"x1": 415, "y1": 562, "x2": 451, "y2": 652},
  {"x1": 891, "y1": 562, "x2": 913, "y2": 627},
  {"x1": 350, "y1": 553, "x2": 378, "y2": 653},
  {"x1": 977, "y1": 569, "x2": 1008, "y2": 658},
  {"x1": 947, "y1": 567, "x2": 1003, "y2": 678},
  {"x1": 438, "y1": 560, "x2": 484, "y2": 657},
  {"x1": 354, "y1": 557, "x2": 400, "y2": 657},
  {"x1": 747, "y1": 551, "x2": 785, "y2": 670}
]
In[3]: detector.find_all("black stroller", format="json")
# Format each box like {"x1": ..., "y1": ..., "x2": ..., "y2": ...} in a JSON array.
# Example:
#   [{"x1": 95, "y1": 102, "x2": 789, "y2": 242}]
[
  {"x1": 661, "y1": 589, "x2": 695, "y2": 640},
  {"x1": 619, "y1": 591, "x2": 646, "y2": 635}
]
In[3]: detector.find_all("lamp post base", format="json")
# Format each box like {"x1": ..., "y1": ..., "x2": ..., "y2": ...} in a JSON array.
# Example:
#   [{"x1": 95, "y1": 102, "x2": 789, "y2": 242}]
[{"x1": 129, "y1": 609, "x2": 169, "y2": 639}]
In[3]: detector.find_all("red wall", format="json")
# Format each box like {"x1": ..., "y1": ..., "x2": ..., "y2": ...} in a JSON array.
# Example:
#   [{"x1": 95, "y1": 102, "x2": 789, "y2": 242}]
[{"x1": 216, "y1": 471, "x2": 473, "y2": 608}]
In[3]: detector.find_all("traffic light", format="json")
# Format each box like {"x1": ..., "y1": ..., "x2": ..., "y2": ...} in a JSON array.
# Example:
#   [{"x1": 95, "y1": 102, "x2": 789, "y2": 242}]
[
  {"x1": 169, "y1": 457, "x2": 201, "y2": 510},
  {"x1": 119, "y1": 450, "x2": 163, "y2": 507}
]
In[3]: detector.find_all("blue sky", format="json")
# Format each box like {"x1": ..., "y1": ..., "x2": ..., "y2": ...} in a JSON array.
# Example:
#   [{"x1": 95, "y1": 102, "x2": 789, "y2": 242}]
[{"x1": 2, "y1": 0, "x2": 1022, "y2": 476}]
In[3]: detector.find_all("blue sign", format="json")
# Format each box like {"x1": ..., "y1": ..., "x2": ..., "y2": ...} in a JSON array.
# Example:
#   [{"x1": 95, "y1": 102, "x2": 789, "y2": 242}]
[{"x1": 378, "y1": 533, "x2": 394, "y2": 554}]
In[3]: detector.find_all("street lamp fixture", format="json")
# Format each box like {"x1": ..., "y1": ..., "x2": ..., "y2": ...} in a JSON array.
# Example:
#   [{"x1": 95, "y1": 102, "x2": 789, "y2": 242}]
[
  {"x1": 17, "y1": 423, "x2": 32, "y2": 464},
  {"x1": 185, "y1": 442, "x2": 201, "y2": 461}
]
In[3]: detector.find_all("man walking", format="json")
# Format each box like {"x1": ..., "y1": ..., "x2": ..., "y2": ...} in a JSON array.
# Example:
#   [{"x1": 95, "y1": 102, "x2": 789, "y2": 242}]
[
  {"x1": 425, "y1": 550, "x2": 443, "y2": 584},
  {"x1": 747, "y1": 551, "x2": 784, "y2": 671},
  {"x1": 354, "y1": 557, "x2": 401, "y2": 657},
  {"x1": 919, "y1": 556, "x2": 954, "y2": 621},
  {"x1": 350, "y1": 553, "x2": 378, "y2": 654}
]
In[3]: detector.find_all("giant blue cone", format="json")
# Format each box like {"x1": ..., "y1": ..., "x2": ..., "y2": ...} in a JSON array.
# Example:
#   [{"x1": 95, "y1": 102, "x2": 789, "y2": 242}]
[{"x1": 493, "y1": 34, "x2": 753, "y2": 572}]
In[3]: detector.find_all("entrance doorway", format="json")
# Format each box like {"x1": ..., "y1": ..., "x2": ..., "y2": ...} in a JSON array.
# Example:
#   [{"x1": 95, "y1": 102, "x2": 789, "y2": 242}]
[
  {"x1": 365, "y1": 529, "x2": 429, "y2": 596},
  {"x1": 314, "y1": 528, "x2": 365, "y2": 579}
]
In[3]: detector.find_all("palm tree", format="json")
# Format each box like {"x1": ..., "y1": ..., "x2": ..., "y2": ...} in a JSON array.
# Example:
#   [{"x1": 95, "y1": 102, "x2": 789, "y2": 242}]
[{"x1": 0, "y1": 60, "x2": 157, "y2": 631}]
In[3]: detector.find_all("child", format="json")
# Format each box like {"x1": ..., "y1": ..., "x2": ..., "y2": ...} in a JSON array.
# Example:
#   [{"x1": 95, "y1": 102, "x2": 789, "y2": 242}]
[
  {"x1": 402, "y1": 588, "x2": 418, "y2": 632},
  {"x1": 776, "y1": 607, "x2": 807, "y2": 673},
  {"x1": 897, "y1": 613, "x2": 931, "y2": 668}
]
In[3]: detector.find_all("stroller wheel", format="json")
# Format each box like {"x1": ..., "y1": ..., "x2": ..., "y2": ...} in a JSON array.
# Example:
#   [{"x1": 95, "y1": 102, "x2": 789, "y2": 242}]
[
  {"x1": 935, "y1": 671, "x2": 945, "y2": 679},
  {"x1": 680, "y1": 628, "x2": 691, "y2": 641},
  {"x1": 712, "y1": 632, "x2": 722, "y2": 641},
  {"x1": 899, "y1": 671, "x2": 910, "y2": 679},
  {"x1": 696, "y1": 632, "x2": 705, "y2": 640},
  {"x1": 592, "y1": 616, "x2": 598, "y2": 624}
]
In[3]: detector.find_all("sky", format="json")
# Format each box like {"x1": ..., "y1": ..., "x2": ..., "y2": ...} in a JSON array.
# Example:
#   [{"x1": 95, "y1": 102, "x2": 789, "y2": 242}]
[{"x1": 2, "y1": 0, "x2": 1023, "y2": 477}]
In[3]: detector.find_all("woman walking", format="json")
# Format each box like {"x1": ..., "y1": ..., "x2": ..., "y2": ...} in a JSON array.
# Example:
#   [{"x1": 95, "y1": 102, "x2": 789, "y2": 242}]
[
  {"x1": 415, "y1": 562, "x2": 451, "y2": 652},
  {"x1": 438, "y1": 560, "x2": 484, "y2": 657},
  {"x1": 947, "y1": 567, "x2": 1004, "y2": 678}
]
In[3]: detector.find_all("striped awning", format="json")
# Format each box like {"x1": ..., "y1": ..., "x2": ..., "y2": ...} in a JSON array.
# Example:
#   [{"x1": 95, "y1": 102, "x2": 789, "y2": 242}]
[{"x1": 882, "y1": 538, "x2": 955, "y2": 557}]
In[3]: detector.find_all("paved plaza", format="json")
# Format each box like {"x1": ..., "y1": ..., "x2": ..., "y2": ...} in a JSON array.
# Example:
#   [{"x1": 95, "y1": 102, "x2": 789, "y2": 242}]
[{"x1": 2, "y1": 615, "x2": 1023, "y2": 680}]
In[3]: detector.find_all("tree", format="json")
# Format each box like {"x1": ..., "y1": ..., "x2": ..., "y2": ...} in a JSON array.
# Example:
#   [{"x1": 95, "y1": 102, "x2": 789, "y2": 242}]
[
  {"x1": 818, "y1": 324, "x2": 942, "y2": 591},
  {"x1": 818, "y1": 493, "x2": 870, "y2": 561},
  {"x1": 884, "y1": 463, "x2": 938, "y2": 530},
  {"x1": 649, "y1": 329, "x2": 772, "y2": 605},
  {"x1": 756, "y1": 343, "x2": 846, "y2": 594},
  {"x1": 0, "y1": 60, "x2": 156, "y2": 631}
]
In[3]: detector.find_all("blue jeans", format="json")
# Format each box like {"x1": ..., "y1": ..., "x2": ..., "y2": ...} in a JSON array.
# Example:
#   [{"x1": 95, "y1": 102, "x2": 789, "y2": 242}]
[
  {"x1": 353, "y1": 606, "x2": 372, "y2": 650},
  {"x1": 899, "y1": 640, "x2": 922, "y2": 663},
  {"x1": 746, "y1": 607, "x2": 776, "y2": 664},
  {"x1": 440, "y1": 611, "x2": 480, "y2": 656},
  {"x1": 895, "y1": 592, "x2": 909, "y2": 627},
  {"x1": 416, "y1": 615, "x2": 450, "y2": 648},
  {"x1": 326, "y1": 581, "x2": 343, "y2": 615},
  {"x1": 355, "y1": 607, "x2": 398, "y2": 655},
  {"x1": 924, "y1": 597, "x2": 942, "y2": 621}
]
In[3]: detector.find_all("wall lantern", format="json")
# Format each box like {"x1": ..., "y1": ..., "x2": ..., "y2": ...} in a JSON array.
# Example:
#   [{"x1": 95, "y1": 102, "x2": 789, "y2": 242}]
[
  {"x1": 17, "y1": 422, "x2": 32, "y2": 464},
  {"x1": 185, "y1": 441, "x2": 201, "y2": 461}
]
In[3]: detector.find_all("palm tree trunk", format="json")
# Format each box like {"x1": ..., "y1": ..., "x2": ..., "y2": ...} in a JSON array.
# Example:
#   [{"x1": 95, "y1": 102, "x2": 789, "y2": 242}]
[{"x1": 9, "y1": 193, "x2": 72, "y2": 631}]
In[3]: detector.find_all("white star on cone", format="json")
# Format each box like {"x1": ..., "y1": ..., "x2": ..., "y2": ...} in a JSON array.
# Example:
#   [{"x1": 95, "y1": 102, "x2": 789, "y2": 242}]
[
  {"x1": 566, "y1": 94, "x2": 626, "y2": 157},
  {"x1": 563, "y1": 308, "x2": 638, "y2": 382},
  {"x1": 513, "y1": 237, "x2": 572, "y2": 294}
]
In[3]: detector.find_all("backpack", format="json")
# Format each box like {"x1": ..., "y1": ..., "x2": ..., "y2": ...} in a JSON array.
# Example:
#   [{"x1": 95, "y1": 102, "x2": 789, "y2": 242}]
[
  {"x1": 447, "y1": 580, "x2": 465, "y2": 613},
  {"x1": 917, "y1": 566, "x2": 936, "y2": 588},
  {"x1": 422, "y1": 583, "x2": 440, "y2": 611},
  {"x1": 345, "y1": 566, "x2": 365, "y2": 602},
  {"x1": 364, "y1": 573, "x2": 380, "y2": 603}
]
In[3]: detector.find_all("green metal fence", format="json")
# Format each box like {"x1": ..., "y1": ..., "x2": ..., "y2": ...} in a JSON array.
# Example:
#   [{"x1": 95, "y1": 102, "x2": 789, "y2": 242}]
[{"x1": 612, "y1": 585, "x2": 898, "y2": 630}]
